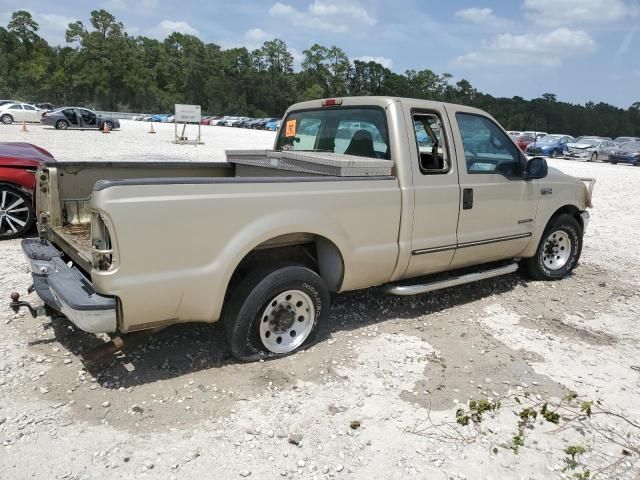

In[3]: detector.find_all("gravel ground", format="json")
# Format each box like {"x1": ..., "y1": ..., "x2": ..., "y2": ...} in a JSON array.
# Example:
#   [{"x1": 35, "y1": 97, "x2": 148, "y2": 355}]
[{"x1": 1, "y1": 121, "x2": 640, "y2": 479}]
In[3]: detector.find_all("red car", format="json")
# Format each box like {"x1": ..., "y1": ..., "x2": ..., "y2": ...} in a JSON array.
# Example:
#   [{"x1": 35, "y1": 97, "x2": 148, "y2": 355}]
[
  {"x1": 0, "y1": 142, "x2": 55, "y2": 239},
  {"x1": 515, "y1": 133, "x2": 536, "y2": 152}
]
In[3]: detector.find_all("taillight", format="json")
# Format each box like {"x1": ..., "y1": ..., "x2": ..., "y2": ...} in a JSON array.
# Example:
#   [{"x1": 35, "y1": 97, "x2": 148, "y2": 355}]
[{"x1": 91, "y1": 212, "x2": 114, "y2": 271}]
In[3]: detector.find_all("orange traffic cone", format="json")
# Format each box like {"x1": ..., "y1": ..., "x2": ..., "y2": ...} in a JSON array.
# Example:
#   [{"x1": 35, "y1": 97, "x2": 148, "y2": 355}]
[
  {"x1": 102, "y1": 122, "x2": 110, "y2": 134},
  {"x1": 20, "y1": 121, "x2": 28, "y2": 132},
  {"x1": 148, "y1": 122, "x2": 156, "y2": 134}
]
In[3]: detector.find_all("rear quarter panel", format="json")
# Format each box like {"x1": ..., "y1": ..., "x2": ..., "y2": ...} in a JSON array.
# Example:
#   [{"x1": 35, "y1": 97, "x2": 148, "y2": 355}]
[{"x1": 90, "y1": 178, "x2": 401, "y2": 331}]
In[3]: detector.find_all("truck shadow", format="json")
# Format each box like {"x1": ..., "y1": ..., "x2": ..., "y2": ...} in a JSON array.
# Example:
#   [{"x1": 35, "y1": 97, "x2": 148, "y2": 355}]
[{"x1": 46, "y1": 272, "x2": 526, "y2": 389}]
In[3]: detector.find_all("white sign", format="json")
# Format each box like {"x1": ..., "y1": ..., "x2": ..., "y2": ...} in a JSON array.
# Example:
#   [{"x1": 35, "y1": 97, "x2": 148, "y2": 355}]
[{"x1": 174, "y1": 104, "x2": 201, "y2": 123}]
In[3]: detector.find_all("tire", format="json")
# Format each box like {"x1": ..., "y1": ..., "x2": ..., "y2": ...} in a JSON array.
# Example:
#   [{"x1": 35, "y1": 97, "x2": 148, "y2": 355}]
[
  {"x1": 222, "y1": 264, "x2": 330, "y2": 362},
  {"x1": 105, "y1": 121, "x2": 114, "y2": 130},
  {"x1": 0, "y1": 185, "x2": 35, "y2": 240},
  {"x1": 551, "y1": 150, "x2": 559, "y2": 158},
  {"x1": 523, "y1": 214, "x2": 583, "y2": 281},
  {"x1": 1, "y1": 114, "x2": 14, "y2": 125},
  {"x1": 610, "y1": 161, "x2": 617, "y2": 165},
  {"x1": 55, "y1": 120, "x2": 69, "y2": 130},
  {"x1": 590, "y1": 152, "x2": 597, "y2": 162}
]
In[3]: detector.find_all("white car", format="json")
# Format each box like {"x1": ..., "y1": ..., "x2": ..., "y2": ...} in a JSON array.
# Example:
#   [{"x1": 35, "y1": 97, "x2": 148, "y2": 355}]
[{"x1": 0, "y1": 103, "x2": 43, "y2": 124}]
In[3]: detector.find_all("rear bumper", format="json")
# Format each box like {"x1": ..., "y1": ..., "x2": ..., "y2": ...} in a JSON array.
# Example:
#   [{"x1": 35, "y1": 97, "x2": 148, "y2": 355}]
[{"x1": 21, "y1": 239, "x2": 117, "y2": 333}]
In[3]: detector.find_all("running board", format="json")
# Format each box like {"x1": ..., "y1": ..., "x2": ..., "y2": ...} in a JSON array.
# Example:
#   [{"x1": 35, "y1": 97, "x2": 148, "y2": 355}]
[{"x1": 383, "y1": 263, "x2": 519, "y2": 296}]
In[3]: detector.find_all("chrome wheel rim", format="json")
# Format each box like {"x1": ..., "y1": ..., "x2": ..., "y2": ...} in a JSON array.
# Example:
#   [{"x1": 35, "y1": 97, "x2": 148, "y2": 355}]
[
  {"x1": 542, "y1": 230, "x2": 571, "y2": 270},
  {"x1": 58, "y1": 121, "x2": 68, "y2": 130},
  {"x1": 259, "y1": 290, "x2": 315, "y2": 354},
  {"x1": 2, "y1": 115, "x2": 12, "y2": 124},
  {"x1": 0, "y1": 189, "x2": 29, "y2": 236}
]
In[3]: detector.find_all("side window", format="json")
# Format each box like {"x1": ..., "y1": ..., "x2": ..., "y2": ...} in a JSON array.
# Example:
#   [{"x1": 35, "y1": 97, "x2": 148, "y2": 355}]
[
  {"x1": 456, "y1": 113, "x2": 524, "y2": 178},
  {"x1": 23, "y1": 105, "x2": 36, "y2": 110},
  {"x1": 9, "y1": 104, "x2": 23, "y2": 110},
  {"x1": 412, "y1": 113, "x2": 449, "y2": 174}
]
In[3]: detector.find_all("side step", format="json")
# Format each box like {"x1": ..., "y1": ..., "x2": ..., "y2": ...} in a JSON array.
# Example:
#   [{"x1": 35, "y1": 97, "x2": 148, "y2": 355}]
[{"x1": 383, "y1": 262, "x2": 519, "y2": 296}]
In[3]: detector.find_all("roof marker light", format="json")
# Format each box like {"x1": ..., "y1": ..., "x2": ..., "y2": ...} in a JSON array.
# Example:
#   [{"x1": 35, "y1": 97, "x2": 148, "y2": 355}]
[{"x1": 321, "y1": 98, "x2": 343, "y2": 107}]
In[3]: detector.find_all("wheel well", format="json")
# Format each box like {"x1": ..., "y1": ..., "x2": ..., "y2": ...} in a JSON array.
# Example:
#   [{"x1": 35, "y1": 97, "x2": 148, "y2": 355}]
[
  {"x1": 550, "y1": 205, "x2": 582, "y2": 230},
  {"x1": 226, "y1": 234, "x2": 345, "y2": 301}
]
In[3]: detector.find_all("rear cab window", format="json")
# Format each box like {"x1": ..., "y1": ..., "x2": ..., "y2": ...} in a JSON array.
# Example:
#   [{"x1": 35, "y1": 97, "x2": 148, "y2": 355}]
[{"x1": 275, "y1": 107, "x2": 391, "y2": 160}]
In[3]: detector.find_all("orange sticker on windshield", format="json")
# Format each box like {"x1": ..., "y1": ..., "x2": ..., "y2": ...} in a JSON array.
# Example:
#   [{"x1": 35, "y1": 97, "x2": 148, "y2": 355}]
[{"x1": 285, "y1": 119, "x2": 297, "y2": 137}]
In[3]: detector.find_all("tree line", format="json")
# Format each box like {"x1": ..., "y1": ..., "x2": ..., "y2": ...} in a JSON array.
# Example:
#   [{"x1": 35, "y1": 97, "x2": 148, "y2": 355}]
[{"x1": 1, "y1": 9, "x2": 639, "y2": 137}]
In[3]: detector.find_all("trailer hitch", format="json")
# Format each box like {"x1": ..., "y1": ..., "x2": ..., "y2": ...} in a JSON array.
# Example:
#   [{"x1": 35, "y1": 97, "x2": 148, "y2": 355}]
[{"x1": 9, "y1": 291, "x2": 46, "y2": 318}]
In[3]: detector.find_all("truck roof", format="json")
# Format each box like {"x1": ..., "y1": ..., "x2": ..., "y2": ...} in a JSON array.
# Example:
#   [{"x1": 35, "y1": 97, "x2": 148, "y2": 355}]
[{"x1": 286, "y1": 96, "x2": 489, "y2": 117}]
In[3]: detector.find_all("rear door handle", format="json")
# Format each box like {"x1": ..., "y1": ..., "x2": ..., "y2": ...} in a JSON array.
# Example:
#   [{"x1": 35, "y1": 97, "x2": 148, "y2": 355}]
[{"x1": 463, "y1": 188, "x2": 473, "y2": 209}]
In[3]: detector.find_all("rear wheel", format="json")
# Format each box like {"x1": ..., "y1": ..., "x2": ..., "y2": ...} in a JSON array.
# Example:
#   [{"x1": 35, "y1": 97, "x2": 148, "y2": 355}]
[
  {"x1": 0, "y1": 185, "x2": 35, "y2": 240},
  {"x1": 1, "y1": 114, "x2": 13, "y2": 125},
  {"x1": 55, "y1": 120, "x2": 69, "y2": 130},
  {"x1": 223, "y1": 264, "x2": 330, "y2": 362},
  {"x1": 523, "y1": 214, "x2": 582, "y2": 280}
]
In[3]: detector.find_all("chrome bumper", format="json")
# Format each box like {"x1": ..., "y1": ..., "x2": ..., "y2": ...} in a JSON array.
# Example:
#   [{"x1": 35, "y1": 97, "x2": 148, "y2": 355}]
[
  {"x1": 21, "y1": 239, "x2": 117, "y2": 333},
  {"x1": 580, "y1": 211, "x2": 590, "y2": 232}
]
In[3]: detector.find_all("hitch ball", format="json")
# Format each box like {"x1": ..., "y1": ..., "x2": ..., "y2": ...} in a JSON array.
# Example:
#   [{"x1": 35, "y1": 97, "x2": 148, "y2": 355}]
[{"x1": 10, "y1": 291, "x2": 20, "y2": 302}]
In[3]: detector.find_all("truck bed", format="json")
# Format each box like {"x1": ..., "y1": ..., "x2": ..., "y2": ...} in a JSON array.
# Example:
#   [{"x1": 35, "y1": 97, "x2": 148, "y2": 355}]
[{"x1": 51, "y1": 224, "x2": 92, "y2": 272}]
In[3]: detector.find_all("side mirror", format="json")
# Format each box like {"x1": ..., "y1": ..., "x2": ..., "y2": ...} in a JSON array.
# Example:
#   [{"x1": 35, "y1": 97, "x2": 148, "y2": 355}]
[{"x1": 525, "y1": 157, "x2": 548, "y2": 180}]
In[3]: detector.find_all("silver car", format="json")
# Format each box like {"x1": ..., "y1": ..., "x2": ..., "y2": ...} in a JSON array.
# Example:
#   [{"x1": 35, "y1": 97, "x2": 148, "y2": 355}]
[{"x1": 564, "y1": 138, "x2": 618, "y2": 162}]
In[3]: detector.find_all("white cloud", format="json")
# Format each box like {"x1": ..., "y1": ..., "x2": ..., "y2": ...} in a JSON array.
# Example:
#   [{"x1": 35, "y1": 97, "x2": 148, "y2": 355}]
[
  {"x1": 268, "y1": 1, "x2": 376, "y2": 33},
  {"x1": 103, "y1": 0, "x2": 159, "y2": 13},
  {"x1": 36, "y1": 13, "x2": 77, "y2": 45},
  {"x1": 152, "y1": 20, "x2": 199, "y2": 37},
  {"x1": 354, "y1": 56, "x2": 393, "y2": 68},
  {"x1": 456, "y1": 27, "x2": 596, "y2": 67},
  {"x1": 244, "y1": 28, "x2": 272, "y2": 42},
  {"x1": 454, "y1": 7, "x2": 510, "y2": 28},
  {"x1": 523, "y1": 0, "x2": 638, "y2": 25}
]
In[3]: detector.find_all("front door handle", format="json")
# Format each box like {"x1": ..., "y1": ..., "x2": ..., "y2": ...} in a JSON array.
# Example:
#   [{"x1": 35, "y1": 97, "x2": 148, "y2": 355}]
[{"x1": 463, "y1": 188, "x2": 473, "y2": 209}]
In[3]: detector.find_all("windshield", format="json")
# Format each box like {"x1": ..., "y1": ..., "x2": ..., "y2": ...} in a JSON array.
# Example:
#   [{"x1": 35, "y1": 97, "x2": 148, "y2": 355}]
[
  {"x1": 538, "y1": 136, "x2": 561, "y2": 145},
  {"x1": 275, "y1": 107, "x2": 390, "y2": 159},
  {"x1": 575, "y1": 141, "x2": 597, "y2": 147}
]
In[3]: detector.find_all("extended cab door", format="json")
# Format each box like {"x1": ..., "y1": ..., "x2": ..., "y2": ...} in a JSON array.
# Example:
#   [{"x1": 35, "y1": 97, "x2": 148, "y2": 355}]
[
  {"x1": 404, "y1": 109, "x2": 461, "y2": 278},
  {"x1": 447, "y1": 108, "x2": 540, "y2": 268}
]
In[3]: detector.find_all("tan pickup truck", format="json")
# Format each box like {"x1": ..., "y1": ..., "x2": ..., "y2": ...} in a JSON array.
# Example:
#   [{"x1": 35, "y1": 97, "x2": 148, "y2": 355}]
[{"x1": 12, "y1": 97, "x2": 594, "y2": 362}]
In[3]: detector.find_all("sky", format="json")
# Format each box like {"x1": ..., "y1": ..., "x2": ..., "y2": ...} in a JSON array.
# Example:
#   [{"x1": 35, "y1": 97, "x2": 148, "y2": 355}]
[{"x1": 1, "y1": 0, "x2": 639, "y2": 108}]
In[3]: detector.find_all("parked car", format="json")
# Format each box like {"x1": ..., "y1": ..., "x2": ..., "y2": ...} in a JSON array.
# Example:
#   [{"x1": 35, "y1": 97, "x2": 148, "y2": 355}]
[
  {"x1": 14, "y1": 96, "x2": 594, "y2": 363},
  {"x1": 0, "y1": 142, "x2": 55, "y2": 239},
  {"x1": 232, "y1": 117, "x2": 252, "y2": 127},
  {"x1": 522, "y1": 131, "x2": 547, "y2": 139},
  {"x1": 42, "y1": 107, "x2": 120, "y2": 130},
  {"x1": 33, "y1": 102, "x2": 55, "y2": 111},
  {"x1": 515, "y1": 133, "x2": 537, "y2": 151},
  {"x1": 613, "y1": 136, "x2": 640, "y2": 144},
  {"x1": 265, "y1": 119, "x2": 281, "y2": 131},
  {"x1": 253, "y1": 118, "x2": 280, "y2": 130},
  {"x1": 0, "y1": 103, "x2": 44, "y2": 124},
  {"x1": 526, "y1": 134, "x2": 574, "y2": 157},
  {"x1": 0, "y1": 99, "x2": 20, "y2": 107},
  {"x1": 607, "y1": 141, "x2": 640, "y2": 165},
  {"x1": 564, "y1": 138, "x2": 618, "y2": 162}
]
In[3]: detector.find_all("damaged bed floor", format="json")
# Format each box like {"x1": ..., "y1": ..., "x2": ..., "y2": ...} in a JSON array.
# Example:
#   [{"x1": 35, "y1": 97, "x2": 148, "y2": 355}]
[{"x1": 1, "y1": 124, "x2": 640, "y2": 479}]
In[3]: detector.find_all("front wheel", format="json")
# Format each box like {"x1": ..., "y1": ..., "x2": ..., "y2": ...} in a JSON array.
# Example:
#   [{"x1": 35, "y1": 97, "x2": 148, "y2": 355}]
[
  {"x1": 590, "y1": 152, "x2": 597, "y2": 162},
  {"x1": 222, "y1": 264, "x2": 330, "y2": 362},
  {"x1": 105, "y1": 121, "x2": 114, "y2": 130},
  {"x1": 523, "y1": 214, "x2": 582, "y2": 280},
  {"x1": 550, "y1": 150, "x2": 558, "y2": 158},
  {"x1": 1, "y1": 114, "x2": 13, "y2": 125}
]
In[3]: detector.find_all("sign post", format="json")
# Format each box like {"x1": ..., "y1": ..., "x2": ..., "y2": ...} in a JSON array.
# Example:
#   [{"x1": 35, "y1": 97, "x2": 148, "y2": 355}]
[{"x1": 174, "y1": 104, "x2": 203, "y2": 145}]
